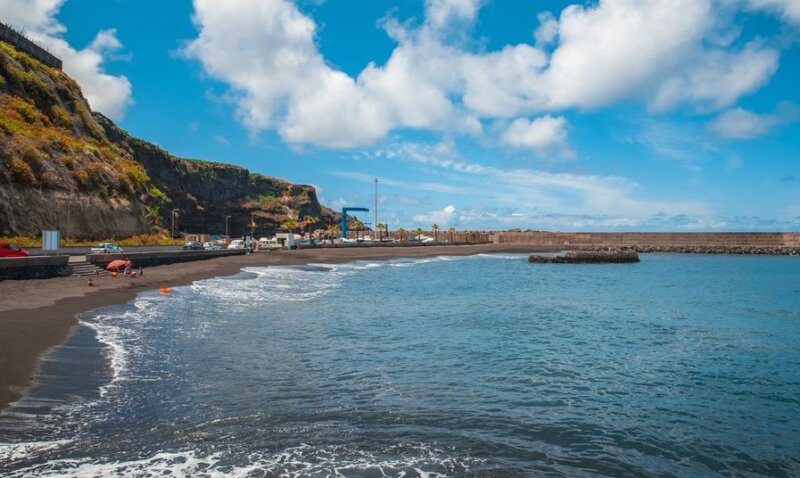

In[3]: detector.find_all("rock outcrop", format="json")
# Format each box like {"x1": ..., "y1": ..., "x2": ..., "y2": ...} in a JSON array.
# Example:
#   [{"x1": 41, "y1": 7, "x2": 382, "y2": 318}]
[{"x1": 529, "y1": 250, "x2": 641, "y2": 263}]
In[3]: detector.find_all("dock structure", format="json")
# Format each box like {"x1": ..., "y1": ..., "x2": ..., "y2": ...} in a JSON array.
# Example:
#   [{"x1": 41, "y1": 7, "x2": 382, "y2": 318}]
[{"x1": 0, "y1": 22, "x2": 62, "y2": 69}]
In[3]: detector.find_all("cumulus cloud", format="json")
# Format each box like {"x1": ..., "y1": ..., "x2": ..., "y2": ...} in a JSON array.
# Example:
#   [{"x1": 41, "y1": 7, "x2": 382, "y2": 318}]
[
  {"x1": 0, "y1": 0, "x2": 133, "y2": 119},
  {"x1": 501, "y1": 115, "x2": 574, "y2": 159},
  {"x1": 413, "y1": 204, "x2": 457, "y2": 225},
  {"x1": 184, "y1": 0, "x2": 784, "y2": 149}
]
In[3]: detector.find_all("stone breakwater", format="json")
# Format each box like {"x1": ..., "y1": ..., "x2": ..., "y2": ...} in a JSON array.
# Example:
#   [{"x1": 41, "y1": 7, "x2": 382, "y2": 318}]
[
  {"x1": 529, "y1": 250, "x2": 641, "y2": 264},
  {"x1": 576, "y1": 245, "x2": 800, "y2": 255}
]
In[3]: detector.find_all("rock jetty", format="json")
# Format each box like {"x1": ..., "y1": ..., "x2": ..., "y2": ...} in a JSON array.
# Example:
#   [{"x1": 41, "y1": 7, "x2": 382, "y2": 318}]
[{"x1": 529, "y1": 250, "x2": 641, "y2": 264}]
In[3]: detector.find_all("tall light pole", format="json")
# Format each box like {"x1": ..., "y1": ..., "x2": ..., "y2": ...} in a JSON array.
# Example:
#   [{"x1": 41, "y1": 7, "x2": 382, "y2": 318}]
[
  {"x1": 225, "y1": 215, "x2": 232, "y2": 238},
  {"x1": 374, "y1": 177, "x2": 378, "y2": 240},
  {"x1": 171, "y1": 208, "x2": 179, "y2": 239}
]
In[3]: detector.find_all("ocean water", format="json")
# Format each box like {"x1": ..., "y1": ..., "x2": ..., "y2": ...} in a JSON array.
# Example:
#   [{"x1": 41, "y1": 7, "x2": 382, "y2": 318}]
[{"x1": 1, "y1": 253, "x2": 799, "y2": 477}]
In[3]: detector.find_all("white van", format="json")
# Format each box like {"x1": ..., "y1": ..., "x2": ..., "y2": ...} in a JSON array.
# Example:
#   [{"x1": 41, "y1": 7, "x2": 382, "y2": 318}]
[{"x1": 227, "y1": 239, "x2": 245, "y2": 250}]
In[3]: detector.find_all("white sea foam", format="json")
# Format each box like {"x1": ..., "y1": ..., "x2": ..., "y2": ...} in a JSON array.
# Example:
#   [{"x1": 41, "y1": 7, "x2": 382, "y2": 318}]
[
  {"x1": 79, "y1": 295, "x2": 159, "y2": 397},
  {"x1": 0, "y1": 440, "x2": 72, "y2": 464},
  {"x1": 2, "y1": 450, "x2": 221, "y2": 478},
  {"x1": 2, "y1": 444, "x2": 479, "y2": 477}
]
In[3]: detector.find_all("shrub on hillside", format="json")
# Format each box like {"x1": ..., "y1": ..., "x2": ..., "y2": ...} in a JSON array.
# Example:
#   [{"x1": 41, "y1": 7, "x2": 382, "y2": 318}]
[{"x1": 8, "y1": 157, "x2": 36, "y2": 184}]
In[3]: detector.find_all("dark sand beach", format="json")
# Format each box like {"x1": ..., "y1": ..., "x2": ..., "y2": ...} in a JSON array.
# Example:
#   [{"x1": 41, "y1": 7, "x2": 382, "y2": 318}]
[{"x1": 0, "y1": 244, "x2": 541, "y2": 411}]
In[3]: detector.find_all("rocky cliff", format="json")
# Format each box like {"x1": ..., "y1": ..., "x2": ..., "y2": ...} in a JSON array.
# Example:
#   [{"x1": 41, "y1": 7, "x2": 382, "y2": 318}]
[{"x1": 0, "y1": 40, "x2": 336, "y2": 239}]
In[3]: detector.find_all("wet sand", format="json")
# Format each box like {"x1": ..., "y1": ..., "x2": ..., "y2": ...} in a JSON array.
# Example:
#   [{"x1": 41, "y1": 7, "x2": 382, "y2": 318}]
[{"x1": 0, "y1": 244, "x2": 543, "y2": 411}]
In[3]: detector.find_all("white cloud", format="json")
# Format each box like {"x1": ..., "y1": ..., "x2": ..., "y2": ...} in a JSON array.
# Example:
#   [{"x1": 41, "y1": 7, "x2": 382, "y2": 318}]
[
  {"x1": 707, "y1": 103, "x2": 798, "y2": 139},
  {"x1": 534, "y1": 12, "x2": 559, "y2": 46},
  {"x1": 0, "y1": 0, "x2": 133, "y2": 120},
  {"x1": 501, "y1": 115, "x2": 574, "y2": 159},
  {"x1": 185, "y1": 0, "x2": 783, "y2": 149},
  {"x1": 745, "y1": 0, "x2": 800, "y2": 24},
  {"x1": 377, "y1": 140, "x2": 711, "y2": 226},
  {"x1": 413, "y1": 204, "x2": 457, "y2": 225},
  {"x1": 648, "y1": 42, "x2": 779, "y2": 112},
  {"x1": 424, "y1": 0, "x2": 483, "y2": 32},
  {"x1": 708, "y1": 108, "x2": 776, "y2": 139},
  {"x1": 330, "y1": 171, "x2": 464, "y2": 194}
]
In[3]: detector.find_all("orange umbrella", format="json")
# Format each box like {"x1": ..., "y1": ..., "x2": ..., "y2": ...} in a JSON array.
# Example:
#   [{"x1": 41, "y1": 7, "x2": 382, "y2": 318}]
[{"x1": 106, "y1": 259, "x2": 130, "y2": 271}]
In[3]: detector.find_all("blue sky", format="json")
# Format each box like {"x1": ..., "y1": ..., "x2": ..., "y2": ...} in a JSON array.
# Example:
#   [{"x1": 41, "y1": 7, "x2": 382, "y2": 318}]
[{"x1": 3, "y1": 0, "x2": 799, "y2": 231}]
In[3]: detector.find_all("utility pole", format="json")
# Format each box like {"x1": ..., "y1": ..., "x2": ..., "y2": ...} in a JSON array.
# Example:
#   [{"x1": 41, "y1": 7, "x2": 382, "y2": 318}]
[
  {"x1": 171, "y1": 208, "x2": 179, "y2": 239},
  {"x1": 225, "y1": 215, "x2": 232, "y2": 238},
  {"x1": 374, "y1": 177, "x2": 378, "y2": 240}
]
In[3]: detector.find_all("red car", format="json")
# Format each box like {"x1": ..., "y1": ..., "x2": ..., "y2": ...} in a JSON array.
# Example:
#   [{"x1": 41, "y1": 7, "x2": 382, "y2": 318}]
[{"x1": 0, "y1": 242, "x2": 30, "y2": 258}]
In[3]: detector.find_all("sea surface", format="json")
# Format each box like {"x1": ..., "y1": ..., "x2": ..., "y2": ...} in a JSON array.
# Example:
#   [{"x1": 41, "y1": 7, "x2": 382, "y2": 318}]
[{"x1": 1, "y1": 253, "x2": 799, "y2": 477}]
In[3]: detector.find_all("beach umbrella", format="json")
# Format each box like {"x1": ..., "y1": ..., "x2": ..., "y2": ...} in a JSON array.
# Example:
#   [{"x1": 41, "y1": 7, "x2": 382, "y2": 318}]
[{"x1": 106, "y1": 259, "x2": 130, "y2": 271}]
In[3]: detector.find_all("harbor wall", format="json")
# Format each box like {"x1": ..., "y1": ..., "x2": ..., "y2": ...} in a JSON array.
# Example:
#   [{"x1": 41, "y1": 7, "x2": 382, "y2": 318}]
[{"x1": 491, "y1": 232, "x2": 800, "y2": 247}]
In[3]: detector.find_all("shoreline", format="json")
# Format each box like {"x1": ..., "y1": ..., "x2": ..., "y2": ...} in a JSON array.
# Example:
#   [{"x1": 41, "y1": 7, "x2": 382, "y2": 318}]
[{"x1": 0, "y1": 244, "x2": 543, "y2": 411}]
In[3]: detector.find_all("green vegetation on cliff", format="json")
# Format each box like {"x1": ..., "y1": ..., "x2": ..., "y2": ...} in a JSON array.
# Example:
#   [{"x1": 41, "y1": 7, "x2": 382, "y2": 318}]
[{"x1": 0, "y1": 41, "x2": 336, "y2": 239}]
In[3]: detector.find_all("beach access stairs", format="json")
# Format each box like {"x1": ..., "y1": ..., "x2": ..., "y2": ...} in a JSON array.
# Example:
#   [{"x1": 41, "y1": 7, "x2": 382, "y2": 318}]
[{"x1": 67, "y1": 256, "x2": 107, "y2": 277}]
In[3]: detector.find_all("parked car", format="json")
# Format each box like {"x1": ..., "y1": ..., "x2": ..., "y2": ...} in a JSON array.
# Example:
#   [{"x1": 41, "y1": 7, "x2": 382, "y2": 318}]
[
  {"x1": 0, "y1": 242, "x2": 30, "y2": 258},
  {"x1": 183, "y1": 241, "x2": 204, "y2": 250},
  {"x1": 227, "y1": 239, "x2": 245, "y2": 250},
  {"x1": 203, "y1": 242, "x2": 221, "y2": 250},
  {"x1": 90, "y1": 243, "x2": 124, "y2": 254}
]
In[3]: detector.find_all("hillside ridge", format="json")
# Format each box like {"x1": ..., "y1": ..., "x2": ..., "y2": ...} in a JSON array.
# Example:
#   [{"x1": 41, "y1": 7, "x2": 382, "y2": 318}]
[{"x1": 0, "y1": 40, "x2": 336, "y2": 239}]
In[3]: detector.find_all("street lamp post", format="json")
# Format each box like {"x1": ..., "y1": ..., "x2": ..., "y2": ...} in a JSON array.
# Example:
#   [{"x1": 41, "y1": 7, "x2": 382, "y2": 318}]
[
  {"x1": 171, "y1": 209, "x2": 179, "y2": 239},
  {"x1": 374, "y1": 177, "x2": 378, "y2": 240}
]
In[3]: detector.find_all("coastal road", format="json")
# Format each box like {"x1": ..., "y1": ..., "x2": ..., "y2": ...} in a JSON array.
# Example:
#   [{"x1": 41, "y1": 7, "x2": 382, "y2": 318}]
[{"x1": 27, "y1": 245, "x2": 184, "y2": 256}]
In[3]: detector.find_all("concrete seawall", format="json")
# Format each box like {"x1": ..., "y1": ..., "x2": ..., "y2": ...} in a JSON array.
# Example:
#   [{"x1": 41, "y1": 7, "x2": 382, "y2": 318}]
[
  {"x1": 87, "y1": 249, "x2": 246, "y2": 269},
  {"x1": 0, "y1": 256, "x2": 70, "y2": 281}
]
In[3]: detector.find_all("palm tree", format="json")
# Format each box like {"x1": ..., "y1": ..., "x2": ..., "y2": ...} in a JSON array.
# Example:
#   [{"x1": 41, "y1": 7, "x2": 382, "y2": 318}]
[
  {"x1": 326, "y1": 223, "x2": 340, "y2": 241},
  {"x1": 376, "y1": 223, "x2": 387, "y2": 241},
  {"x1": 281, "y1": 218, "x2": 297, "y2": 233},
  {"x1": 431, "y1": 223, "x2": 440, "y2": 242},
  {"x1": 416, "y1": 227, "x2": 423, "y2": 242},
  {"x1": 352, "y1": 218, "x2": 364, "y2": 241},
  {"x1": 448, "y1": 227, "x2": 455, "y2": 243},
  {"x1": 302, "y1": 215, "x2": 318, "y2": 241},
  {"x1": 397, "y1": 228, "x2": 406, "y2": 243}
]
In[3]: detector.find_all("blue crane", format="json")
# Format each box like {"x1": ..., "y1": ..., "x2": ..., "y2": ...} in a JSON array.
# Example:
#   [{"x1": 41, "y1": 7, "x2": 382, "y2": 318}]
[{"x1": 340, "y1": 207, "x2": 369, "y2": 239}]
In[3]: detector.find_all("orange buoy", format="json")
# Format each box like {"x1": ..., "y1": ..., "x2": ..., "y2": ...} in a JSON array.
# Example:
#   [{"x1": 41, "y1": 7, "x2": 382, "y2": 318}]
[{"x1": 159, "y1": 288, "x2": 171, "y2": 294}]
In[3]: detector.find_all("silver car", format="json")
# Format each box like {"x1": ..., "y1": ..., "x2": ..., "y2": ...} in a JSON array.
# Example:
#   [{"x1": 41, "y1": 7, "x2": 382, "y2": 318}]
[{"x1": 90, "y1": 243, "x2": 124, "y2": 254}]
